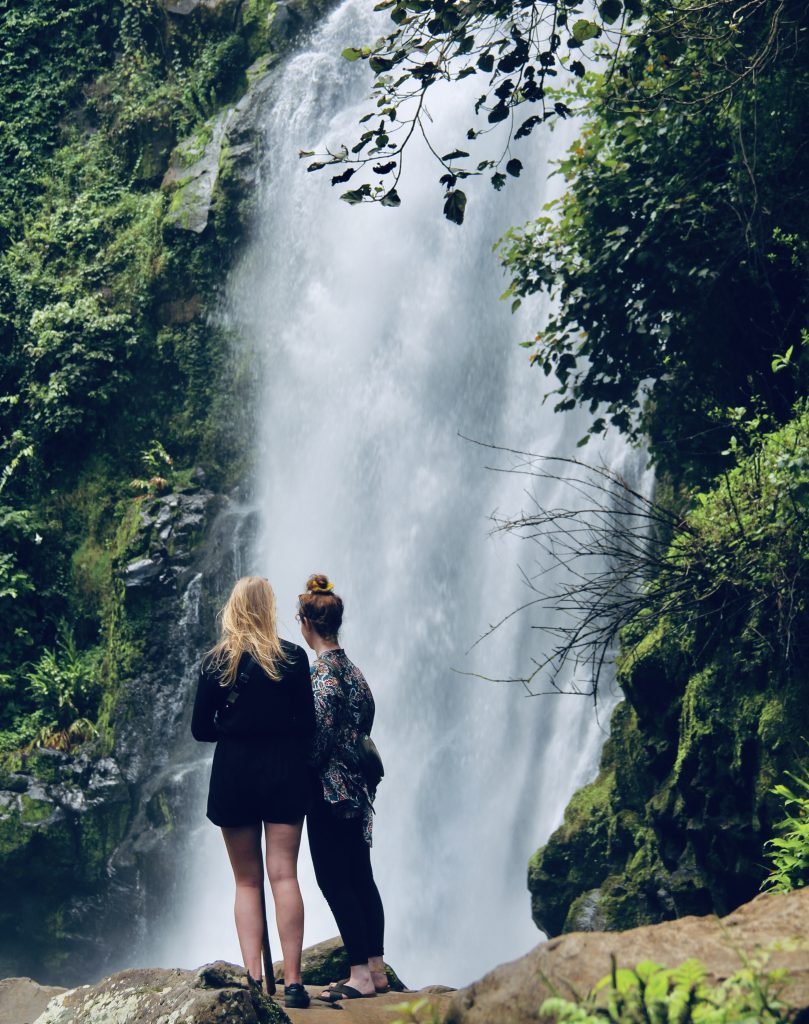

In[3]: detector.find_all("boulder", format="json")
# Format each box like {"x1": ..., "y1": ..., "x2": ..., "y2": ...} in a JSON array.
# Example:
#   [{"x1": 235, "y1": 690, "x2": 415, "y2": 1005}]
[
  {"x1": 445, "y1": 888, "x2": 809, "y2": 1024},
  {"x1": 273, "y1": 936, "x2": 407, "y2": 991},
  {"x1": 123, "y1": 556, "x2": 164, "y2": 587},
  {"x1": 162, "y1": 111, "x2": 232, "y2": 234},
  {"x1": 0, "y1": 978, "x2": 66, "y2": 1024},
  {"x1": 32, "y1": 961, "x2": 289, "y2": 1024}
]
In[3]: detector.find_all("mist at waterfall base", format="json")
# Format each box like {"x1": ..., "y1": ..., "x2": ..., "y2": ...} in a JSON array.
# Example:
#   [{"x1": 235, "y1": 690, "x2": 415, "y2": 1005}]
[{"x1": 152, "y1": 0, "x2": 647, "y2": 990}]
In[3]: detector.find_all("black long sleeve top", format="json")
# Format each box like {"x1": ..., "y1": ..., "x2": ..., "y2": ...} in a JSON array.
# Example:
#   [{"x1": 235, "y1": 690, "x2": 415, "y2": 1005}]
[{"x1": 191, "y1": 641, "x2": 315, "y2": 743}]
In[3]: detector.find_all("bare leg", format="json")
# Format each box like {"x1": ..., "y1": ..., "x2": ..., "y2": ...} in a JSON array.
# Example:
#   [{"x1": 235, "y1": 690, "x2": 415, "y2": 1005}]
[
  {"x1": 222, "y1": 824, "x2": 264, "y2": 981},
  {"x1": 264, "y1": 820, "x2": 305, "y2": 986}
]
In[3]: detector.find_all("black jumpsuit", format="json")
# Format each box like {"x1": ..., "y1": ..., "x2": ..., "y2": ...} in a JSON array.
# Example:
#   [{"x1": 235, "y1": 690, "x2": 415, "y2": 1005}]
[{"x1": 191, "y1": 642, "x2": 315, "y2": 828}]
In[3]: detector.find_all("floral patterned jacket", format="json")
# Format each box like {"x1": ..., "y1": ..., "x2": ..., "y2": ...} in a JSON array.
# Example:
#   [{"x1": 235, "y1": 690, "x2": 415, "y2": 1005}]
[{"x1": 310, "y1": 648, "x2": 375, "y2": 845}]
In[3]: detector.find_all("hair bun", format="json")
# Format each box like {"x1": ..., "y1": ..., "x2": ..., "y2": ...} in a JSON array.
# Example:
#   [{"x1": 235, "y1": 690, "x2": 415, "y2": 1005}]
[{"x1": 306, "y1": 574, "x2": 334, "y2": 594}]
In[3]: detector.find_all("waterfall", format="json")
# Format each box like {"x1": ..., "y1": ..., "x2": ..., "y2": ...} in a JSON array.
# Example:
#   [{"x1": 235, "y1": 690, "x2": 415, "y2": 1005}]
[{"x1": 156, "y1": 0, "x2": 649, "y2": 989}]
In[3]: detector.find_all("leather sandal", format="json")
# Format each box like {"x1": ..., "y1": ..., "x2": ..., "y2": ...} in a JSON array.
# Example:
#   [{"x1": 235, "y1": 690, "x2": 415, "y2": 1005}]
[{"x1": 317, "y1": 983, "x2": 377, "y2": 1002}]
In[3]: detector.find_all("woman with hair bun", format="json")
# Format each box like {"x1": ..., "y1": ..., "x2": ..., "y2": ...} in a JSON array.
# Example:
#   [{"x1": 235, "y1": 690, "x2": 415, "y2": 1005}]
[
  {"x1": 192, "y1": 575, "x2": 314, "y2": 1010},
  {"x1": 297, "y1": 574, "x2": 388, "y2": 1002}
]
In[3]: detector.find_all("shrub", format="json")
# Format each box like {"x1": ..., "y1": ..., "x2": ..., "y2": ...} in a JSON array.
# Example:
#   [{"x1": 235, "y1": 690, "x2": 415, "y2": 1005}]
[{"x1": 763, "y1": 773, "x2": 809, "y2": 894}]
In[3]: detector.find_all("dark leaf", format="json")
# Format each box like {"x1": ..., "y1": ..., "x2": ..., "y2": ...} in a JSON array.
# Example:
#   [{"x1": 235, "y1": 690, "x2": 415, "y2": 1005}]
[
  {"x1": 488, "y1": 101, "x2": 509, "y2": 124},
  {"x1": 598, "y1": 0, "x2": 622, "y2": 24},
  {"x1": 514, "y1": 115, "x2": 540, "y2": 140},
  {"x1": 494, "y1": 78, "x2": 514, "y2": 100},
  {"x1": 442, "y1": 150, "x2": 470, "y2": 161},
  {"x1": 491, "y1": 172, "x2": 506, "y2": 191},
  {"x1": 369, "y1": 56, "x2": 394, "y2": 73},
  {"x1": 373, "y1": 161, "x2": 397, "y2": 174},
  {"x1": 307, "y1": 161, "x2": 327, "y2": 172},
  {"x1": 443, "y1": 189, "x2": 467, "y2": 225},
  {"x1": 439, "y1": 173, "x2": 457, "y2": 187},
  {"x1": 477, "y1": 52, "x2": 495, "y2": 73},
  {"x1": 380, "y1": 188, "x2": 401, "y2": 207},
  {"x1": 506, "y1": 158, "x2": 522, "y2": 177},
  {"x1": 457, "y1": 67, "x2": 476, "y2": 79},
  {"x1": 341, "y1": 184, "x2": 372, "y2": 205},
  {"x1": 570, "y1": 59, "x2": 586, "y2": 78},
  {"x1": 331, "y1": 167, "x2": 356, "y2": 185}
]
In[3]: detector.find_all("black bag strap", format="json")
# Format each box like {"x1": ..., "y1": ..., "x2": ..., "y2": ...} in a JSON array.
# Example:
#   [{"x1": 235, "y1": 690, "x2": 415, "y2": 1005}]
[{"x1": 224, "y1": 654, "x2": 255, "y2": 707}]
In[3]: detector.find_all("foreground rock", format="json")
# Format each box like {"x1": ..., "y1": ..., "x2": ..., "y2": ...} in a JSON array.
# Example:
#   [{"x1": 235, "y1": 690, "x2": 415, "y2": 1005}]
[
  {"x1": 24, "y1": 961, "x2": 451, "y2": 1024},
  {"x1": 32, "y1": 962, "x2": 288, "y2": 1024},
  {"x1": 0, "y1": 978, "x2": 66, "y2": 1024},
  {"x1": 446, "y1": 888, "x2": 809, "y2": 1024}
]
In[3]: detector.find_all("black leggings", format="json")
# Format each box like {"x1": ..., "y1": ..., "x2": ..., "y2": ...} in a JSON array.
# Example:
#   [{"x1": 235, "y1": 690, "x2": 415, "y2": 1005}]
[{"x1": 307, "y1": 792, "x2": 385, "y2": 966}]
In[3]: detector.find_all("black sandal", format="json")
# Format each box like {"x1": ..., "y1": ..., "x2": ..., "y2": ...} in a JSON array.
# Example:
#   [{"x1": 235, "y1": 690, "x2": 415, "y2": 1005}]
[{"x1": 317, "y1": 983, "x2": 377, "y2": 1002}]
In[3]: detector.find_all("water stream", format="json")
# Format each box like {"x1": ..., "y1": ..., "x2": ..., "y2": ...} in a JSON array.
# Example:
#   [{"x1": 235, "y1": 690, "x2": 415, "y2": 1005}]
[{"x1": 154, "y1": 0, "x2": 648, "y2": 989}]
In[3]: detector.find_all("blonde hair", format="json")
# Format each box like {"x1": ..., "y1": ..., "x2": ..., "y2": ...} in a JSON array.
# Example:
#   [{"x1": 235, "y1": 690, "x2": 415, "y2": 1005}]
[{"x1": 207, "y1": 576, "x2": 289, "y2": 686}]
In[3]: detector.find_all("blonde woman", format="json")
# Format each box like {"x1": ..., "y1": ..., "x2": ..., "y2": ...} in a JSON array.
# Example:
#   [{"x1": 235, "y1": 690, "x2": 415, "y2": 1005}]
[{"x1": 192, "y1": 576, "x2": 313, "y2": 1010}]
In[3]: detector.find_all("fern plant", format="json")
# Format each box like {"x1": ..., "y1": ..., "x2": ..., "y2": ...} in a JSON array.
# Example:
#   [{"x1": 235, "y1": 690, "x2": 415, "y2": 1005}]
[
  {"x1": 24, "y1": 621, "x2": 101, "y2": 752},
  {"x1": 762, "y1": 774, "x2": 809, "y2": 894},
  {"x1": 540, "y1": 951, "x2": 793, "y2": 1024}
]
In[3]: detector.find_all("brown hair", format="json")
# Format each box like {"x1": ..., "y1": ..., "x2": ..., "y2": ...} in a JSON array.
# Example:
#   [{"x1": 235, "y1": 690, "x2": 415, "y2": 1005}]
[
  {"x1": 207, "y1": 576, "x2": 289, "y2": 686},
  {"x1": 298, "y1": 573, "x2": 344, "y2": 641}
]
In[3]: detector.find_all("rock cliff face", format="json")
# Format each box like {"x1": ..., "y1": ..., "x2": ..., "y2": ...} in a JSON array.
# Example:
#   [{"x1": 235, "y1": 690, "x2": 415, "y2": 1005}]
[
  {"x1": 0, "y1": 485, "x2": 256, "y2": 983},
  {"x1": 527, "y1": 614, "x2": 809, "y2": 938}
]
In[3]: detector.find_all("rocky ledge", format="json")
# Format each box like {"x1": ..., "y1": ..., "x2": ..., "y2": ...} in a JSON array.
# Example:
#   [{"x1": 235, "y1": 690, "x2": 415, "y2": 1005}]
[
  {"x1": 447, "y1": 887, "x2": 809, "y2": 1024},
  {"x1": 5, "y1": 891, "x2": 809, "y2": 1024}
]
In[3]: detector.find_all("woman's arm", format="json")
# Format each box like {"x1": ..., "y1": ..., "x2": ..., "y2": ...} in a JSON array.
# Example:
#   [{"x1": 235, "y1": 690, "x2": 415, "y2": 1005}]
[
  {"x1": 310, "y1": 662, "x2": 341, "y2": 766},
  {"x1": 191, "y1": 666, "x2": 221, "y2": 742}
]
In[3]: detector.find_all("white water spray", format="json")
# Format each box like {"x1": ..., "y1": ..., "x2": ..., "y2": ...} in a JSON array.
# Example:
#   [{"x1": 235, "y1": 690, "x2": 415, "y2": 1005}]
[{"x1": 158, "y1": 0, "x2": 647, "y2": 988}]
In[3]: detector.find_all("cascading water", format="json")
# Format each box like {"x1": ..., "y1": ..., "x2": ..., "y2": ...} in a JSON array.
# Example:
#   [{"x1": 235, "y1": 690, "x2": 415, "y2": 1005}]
[{"x1": 156, "y1": 0, "x2": 648, "y2": 989}]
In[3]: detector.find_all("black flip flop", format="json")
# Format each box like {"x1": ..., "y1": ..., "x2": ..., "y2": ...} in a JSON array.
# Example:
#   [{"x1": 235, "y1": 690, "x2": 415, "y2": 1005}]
[{"x1": 317, "y1": 983, "x2": 377, "y2": 1002}]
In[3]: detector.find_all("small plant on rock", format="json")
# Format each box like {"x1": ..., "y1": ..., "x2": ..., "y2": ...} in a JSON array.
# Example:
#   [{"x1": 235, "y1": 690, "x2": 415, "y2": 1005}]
[
  {"x1": 130, "y1": 439, "x2": 174, "y2": 497},
  {"x1": 540, "y1": 951, "x2": 793, "y2": 1023},
  {"x1": 762, "y1": 772, "x2": 809, "y2": 895},
  {"x1": 24, "y1": 621, "x2": 101, "y2": 753}
]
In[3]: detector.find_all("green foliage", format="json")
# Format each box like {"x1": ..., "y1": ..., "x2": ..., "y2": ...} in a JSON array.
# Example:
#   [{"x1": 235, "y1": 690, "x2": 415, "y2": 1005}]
[
  {"x1": 541, "y1": 952, "x2": 793, "y2": 1023},
  {"x1": 497, "y1": 0, "x2": 809, "y2": 478},
  {"x1": 0, "y1": 0, "x2": 116, "y2": 220},
  {"x1": 762, "y1": 771, "x2": 809, "y2": 894},
  {"x1": 130, "y1": 439, "x2": 175, "y2": 495},
  {"x1": 389, "y1": 998, "x2": 442, "y2": 1024},
  {"x1": 25, "y1": 621, "x2": 101, "y2": 731},
  {"x1": 0, "y1": 0, "x2": 271, "y2": 763}
]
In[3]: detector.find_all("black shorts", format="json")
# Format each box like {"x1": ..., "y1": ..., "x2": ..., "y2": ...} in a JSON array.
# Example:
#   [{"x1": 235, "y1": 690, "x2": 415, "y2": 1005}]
[{"x1": 206, "y1": 735, "x2": 310, "y2": 828}]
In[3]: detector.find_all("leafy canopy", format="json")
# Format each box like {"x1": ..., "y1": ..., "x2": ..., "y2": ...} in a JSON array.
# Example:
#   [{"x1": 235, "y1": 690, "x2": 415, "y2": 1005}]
[
  {"x1": 496, "y1": 0, "x2": 809, "y2": 477},
  {"x1": 302, "y1": 0, "x2": 641, "y2": 222}
]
